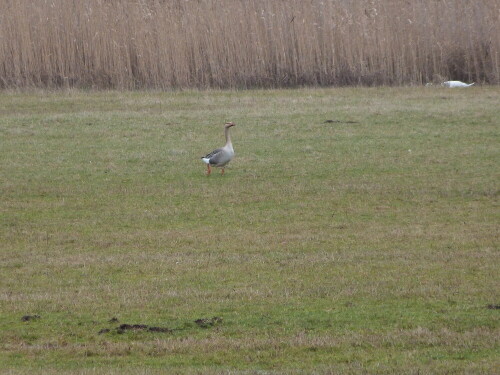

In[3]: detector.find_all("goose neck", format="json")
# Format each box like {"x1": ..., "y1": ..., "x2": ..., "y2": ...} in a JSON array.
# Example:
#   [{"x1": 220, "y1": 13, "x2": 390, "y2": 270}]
[{"x1": 224, "y1": 126, "x2": 232, "y2": 146}]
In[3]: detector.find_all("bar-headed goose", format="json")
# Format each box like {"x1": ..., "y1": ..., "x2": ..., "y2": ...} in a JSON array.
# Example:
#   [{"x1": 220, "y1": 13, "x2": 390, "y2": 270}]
[{"x1": 201, "y1": 122, "x2": 235, "y2": 176}]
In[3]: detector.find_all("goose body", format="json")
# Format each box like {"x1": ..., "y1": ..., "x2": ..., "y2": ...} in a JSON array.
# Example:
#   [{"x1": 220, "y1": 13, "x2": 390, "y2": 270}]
[
  {"x1": 442, "y1": 81, "x2": 475, "y2": 88},
  {"x1": 201, "y1": 122, "x2": 235, "y2": 176}
]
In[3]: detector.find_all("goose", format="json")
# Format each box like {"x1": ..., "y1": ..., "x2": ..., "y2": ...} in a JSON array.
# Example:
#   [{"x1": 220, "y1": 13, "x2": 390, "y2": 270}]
[
  {"x1": 201, "y1": 122, "x2": 235, "y2": 176},
  {"x1": 442, "y1": 81, "x2": 475, "y2": 88}
]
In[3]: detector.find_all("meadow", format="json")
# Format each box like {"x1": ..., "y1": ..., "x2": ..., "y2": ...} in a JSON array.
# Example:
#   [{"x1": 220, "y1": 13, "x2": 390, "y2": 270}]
[{"x1": 0, "y1": 87, "x2": 499, "y2": 374}]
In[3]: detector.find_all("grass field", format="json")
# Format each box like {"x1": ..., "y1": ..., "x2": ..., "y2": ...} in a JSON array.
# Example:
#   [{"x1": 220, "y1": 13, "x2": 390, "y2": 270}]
[{"x1": 0, "y1": 87, "x2": 499, "y2": 374}]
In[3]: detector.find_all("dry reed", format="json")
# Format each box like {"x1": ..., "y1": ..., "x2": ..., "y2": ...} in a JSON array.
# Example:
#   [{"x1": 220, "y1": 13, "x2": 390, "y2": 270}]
[{"x1": 0, "y1": 0, "x2": 498, "y2": 89}]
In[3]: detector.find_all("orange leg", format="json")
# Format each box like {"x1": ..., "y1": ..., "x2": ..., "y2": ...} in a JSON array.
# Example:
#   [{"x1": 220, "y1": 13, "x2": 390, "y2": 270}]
[
  {"x1": 206, "y1": 164, "x2": 211, "y2": 176},
  {"x1": 221, "y1": 168, "x2": 225, "y2": 176}
]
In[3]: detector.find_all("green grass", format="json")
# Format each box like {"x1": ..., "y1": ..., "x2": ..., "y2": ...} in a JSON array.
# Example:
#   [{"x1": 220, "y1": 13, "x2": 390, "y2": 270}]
[{"x1": 0, "y1": 87, "x2": 499, "y2": 374}]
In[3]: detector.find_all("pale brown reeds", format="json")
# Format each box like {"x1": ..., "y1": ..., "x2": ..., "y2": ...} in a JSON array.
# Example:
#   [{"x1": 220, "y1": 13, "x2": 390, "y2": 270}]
[{"x1": 0, "y1": 0, "x2": 498, "y2": 89}]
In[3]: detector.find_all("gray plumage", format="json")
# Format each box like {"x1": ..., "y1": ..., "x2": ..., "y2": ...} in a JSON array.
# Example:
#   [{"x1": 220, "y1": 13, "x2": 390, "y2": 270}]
[
  {"x1": 202, "y1": 148, "x2": 225, "y2": 166},
  {"x1": 201, "y1": 122, "x2": 235, "y2": 175}
]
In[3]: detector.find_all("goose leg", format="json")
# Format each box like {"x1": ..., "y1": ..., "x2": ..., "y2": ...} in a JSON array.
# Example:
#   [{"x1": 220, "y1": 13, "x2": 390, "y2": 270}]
[
  {"x1": 206, "y1": 164, "x2": 211, "y2": 176},
  {"x1": 221, "y1": 168, "x2": 225, "y2": 176}
]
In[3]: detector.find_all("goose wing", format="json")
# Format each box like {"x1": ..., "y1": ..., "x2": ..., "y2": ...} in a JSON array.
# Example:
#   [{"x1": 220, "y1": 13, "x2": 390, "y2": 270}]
[{"x1": 202, "y1": 148, "x2": 224, "y2": 164}]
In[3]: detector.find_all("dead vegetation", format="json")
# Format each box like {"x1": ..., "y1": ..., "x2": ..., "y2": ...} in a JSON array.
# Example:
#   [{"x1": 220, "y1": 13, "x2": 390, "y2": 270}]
[{"x1": 0, "y1": 0, "x2": 498, "y2": 89}]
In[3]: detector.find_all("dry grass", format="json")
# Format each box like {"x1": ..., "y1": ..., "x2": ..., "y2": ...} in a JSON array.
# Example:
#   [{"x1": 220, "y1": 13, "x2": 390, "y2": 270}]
[{"x1": 0, "y1": 0, "x2": 498, "y2": 89}]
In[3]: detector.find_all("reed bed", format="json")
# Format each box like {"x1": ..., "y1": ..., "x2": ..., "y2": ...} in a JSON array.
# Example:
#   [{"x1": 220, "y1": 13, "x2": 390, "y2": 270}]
[{"x1": 0, "y1": 0, "x2": 498, "y2": 89}]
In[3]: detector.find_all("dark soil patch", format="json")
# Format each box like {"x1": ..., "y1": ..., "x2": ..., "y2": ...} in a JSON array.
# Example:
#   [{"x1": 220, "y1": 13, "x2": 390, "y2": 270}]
[
  {"x1": 194, "y1": 316, "x2": 223, "y2": 328},
  {"x1": 323, "y1": 119, "x2": 359, "y2": 124},
  {"x1": 98, "y1": 317, "x2": 222, "y2": 334},
  {"x1": 486, "y1": 304, "x2": 500, "y2": 310},
  {"x1": 332, "y1": 225, "x2": 346, "y2": 229},
  {"x1": 100, "y1": 323, "x2": 173, "y2": 334},
  {"x1": 21, "y1": 315, "x2": 40, "y2": 322},
  {"x1": 117, "y1": 324, "x2": 148, "y2": 333},
  {"x1": 108, "y1": 317, "x2": 119, "y2": 323},
  {"x1": 119, "y1": 324, "x2": 148, "y2": 330}
]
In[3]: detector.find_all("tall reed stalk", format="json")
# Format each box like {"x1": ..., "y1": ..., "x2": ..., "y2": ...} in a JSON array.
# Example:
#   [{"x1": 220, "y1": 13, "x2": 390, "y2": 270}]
[{"x1": 0, "y1": 0, "x2": 498, "y2": 89}]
